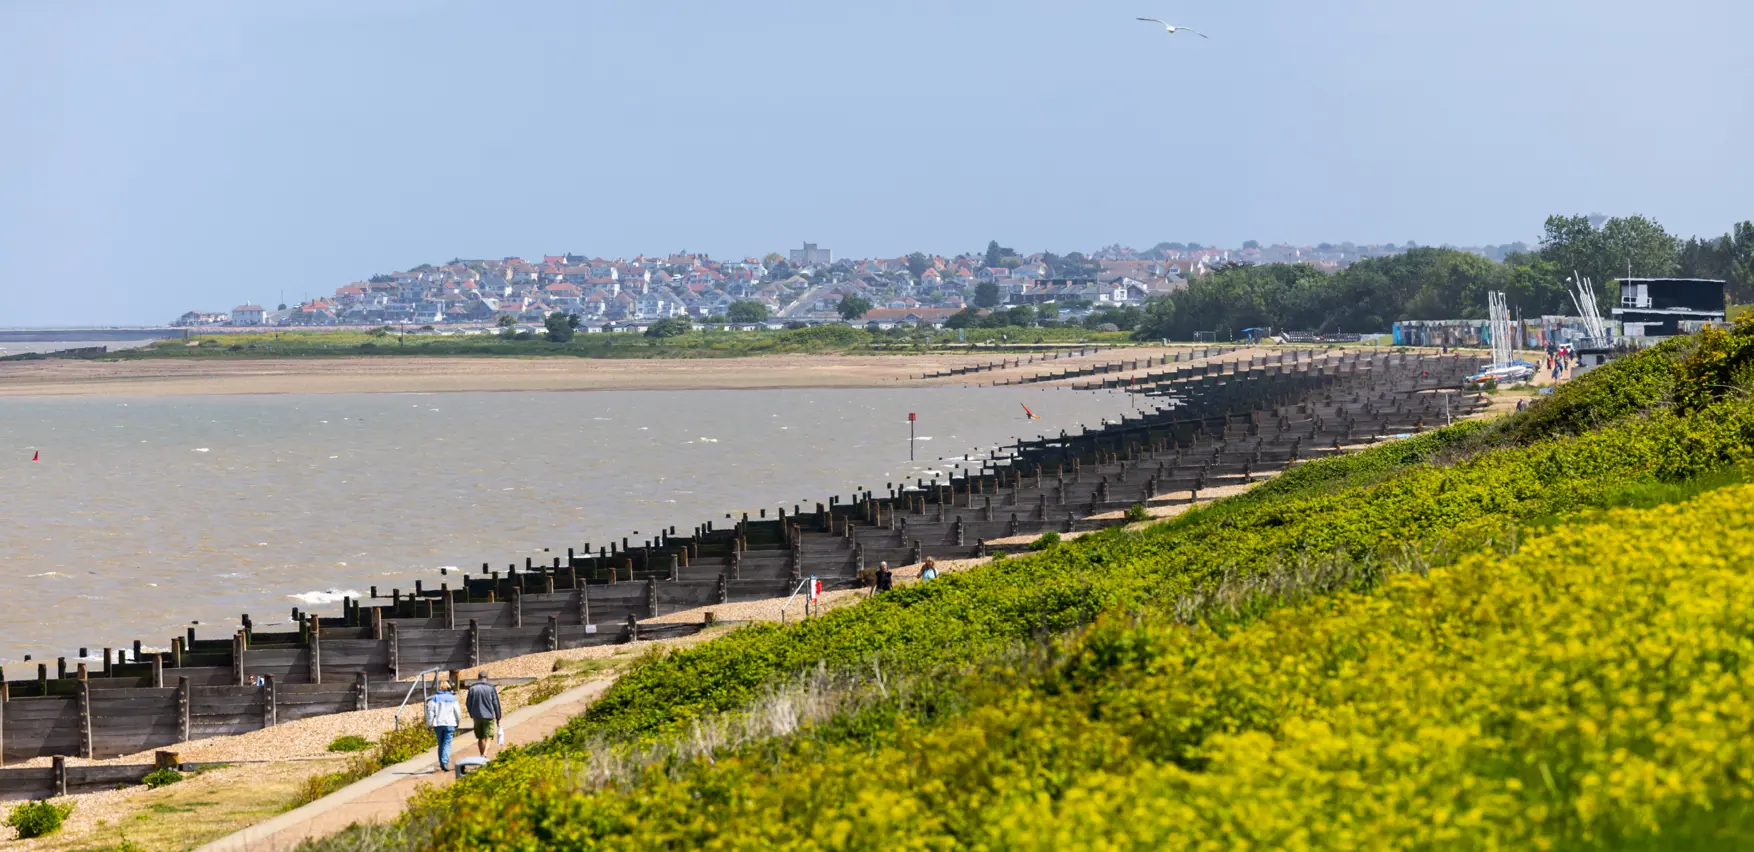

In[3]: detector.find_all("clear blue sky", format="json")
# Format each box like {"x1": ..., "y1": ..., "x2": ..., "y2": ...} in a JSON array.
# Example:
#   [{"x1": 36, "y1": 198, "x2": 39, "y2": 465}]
[{"x1": 2, "y1": 0, "x2": 1750, "y2": 326}]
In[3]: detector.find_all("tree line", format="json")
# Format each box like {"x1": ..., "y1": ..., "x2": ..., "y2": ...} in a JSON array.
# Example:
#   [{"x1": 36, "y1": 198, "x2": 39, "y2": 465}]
[{"x1": 1133, "y1": 215, "x2": 1754, "y2": 340}]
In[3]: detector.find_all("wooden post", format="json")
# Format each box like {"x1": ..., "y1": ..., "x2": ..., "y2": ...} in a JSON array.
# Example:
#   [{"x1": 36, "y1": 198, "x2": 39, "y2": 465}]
[
  {"x1": 171, "y1": 637, "x2": 184, "y2": 669},
  {"x1": 52, "y1": 755, "x2": 67, "y2": 797},
  {"x1": 443, "y1": 586, "x2": 456, "y2": 630},
  {"x1": 546, "y1": 615, "x2": 558, "y2": 652},
  {"x1": 354, "y1": 671, "x2": 369, "y2": 712},
  {"x1": 77, "y1": 668, "x2": 93, "y2": 759},
  {"x1": 309, "y1": 615, "x2": 322, "y2": 685},
  {"x1": 232, "y1": 631, "x2": 246, "y2": 686},
  {"x1": 265, "y1": 674, "x2": 278, "y2": 728},
  {"x1": 578, "y1": 586, "x2": 591, "y2": 629},
  {"x1": 468, "y1": 619, "x2": 480, "y2": 668},
  {"x1": 646, "y1": 577, "x2": 658, "y2": 619},
  {"x1": 371, "y1": 605, "x2": 384, "y2": 641},
  {"x1": 386, "y1": 622, "x2": 400, "y2": 682},
  {"x1": 510, "y1": 586, "x2": 523, "y2": 629},
  {"x1": 177, "y1": 676, "x2": 191, "y2": 743},
  {"x1": 151, "y1": 653, "x2": 164, "y2": 688},
  {"x1": 626, "y1": 613, "x2": 640, "y2": 644}
]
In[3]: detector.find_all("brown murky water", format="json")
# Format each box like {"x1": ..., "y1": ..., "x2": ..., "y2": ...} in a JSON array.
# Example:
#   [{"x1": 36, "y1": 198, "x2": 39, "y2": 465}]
[{"x1": 0, "y1": 387, "x2": 1138, "y2": 665}]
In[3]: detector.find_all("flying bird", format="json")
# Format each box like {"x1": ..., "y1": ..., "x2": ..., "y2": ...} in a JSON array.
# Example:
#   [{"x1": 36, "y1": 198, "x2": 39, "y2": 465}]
[{"x1": 1136, "y1": 18, "x2": 1208, "y2": 38}]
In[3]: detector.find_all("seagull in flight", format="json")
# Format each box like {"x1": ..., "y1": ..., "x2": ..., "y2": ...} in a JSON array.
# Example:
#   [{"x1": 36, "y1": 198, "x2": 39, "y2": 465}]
[{"x1": 1137, "y1": 18, "x2": 1208, "y2": 38}]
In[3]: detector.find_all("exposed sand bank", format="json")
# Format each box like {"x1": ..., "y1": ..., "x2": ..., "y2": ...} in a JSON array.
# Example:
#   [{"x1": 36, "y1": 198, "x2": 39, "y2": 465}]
[{"x1": 0, "y1": 353, "x2": 1002, "y2": 398}]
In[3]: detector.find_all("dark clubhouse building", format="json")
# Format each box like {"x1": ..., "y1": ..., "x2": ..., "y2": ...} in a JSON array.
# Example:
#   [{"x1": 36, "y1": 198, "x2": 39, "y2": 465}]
[{"x1": 1612, "y1": 278, "x2": 1727, "y2": 338}]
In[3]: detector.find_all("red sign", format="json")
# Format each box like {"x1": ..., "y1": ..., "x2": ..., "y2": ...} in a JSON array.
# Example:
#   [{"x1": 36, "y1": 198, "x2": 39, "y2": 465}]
[{"x1": 908, "y1": 412, "x2": 917, "y2": 421}]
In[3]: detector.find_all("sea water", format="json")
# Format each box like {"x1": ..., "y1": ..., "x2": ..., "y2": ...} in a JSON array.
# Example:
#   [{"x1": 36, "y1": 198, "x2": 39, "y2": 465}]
[{"x1": 0, "y1": 387, "x2": 1138, "y2": 664}]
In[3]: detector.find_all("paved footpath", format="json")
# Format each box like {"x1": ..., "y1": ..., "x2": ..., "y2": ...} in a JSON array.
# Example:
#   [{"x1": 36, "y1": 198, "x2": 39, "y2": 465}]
[{"x1": 197, "y1": 677, "x2": 618, "y2": 852}]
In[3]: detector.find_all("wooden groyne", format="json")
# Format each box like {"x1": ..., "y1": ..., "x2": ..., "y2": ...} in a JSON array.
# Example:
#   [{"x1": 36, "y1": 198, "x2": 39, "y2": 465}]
[
  {"x1": 0, "y1": 349, "x2": 1486, "y2": 778},
  {"x1": 914, "y1": 345, "x2": 1123, "y2": 380}
]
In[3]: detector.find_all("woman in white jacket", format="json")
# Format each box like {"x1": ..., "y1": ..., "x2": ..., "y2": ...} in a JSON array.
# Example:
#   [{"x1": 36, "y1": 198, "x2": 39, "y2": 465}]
[{"x1": 424, "y1": 680, "x2": 464, "y2": 772}]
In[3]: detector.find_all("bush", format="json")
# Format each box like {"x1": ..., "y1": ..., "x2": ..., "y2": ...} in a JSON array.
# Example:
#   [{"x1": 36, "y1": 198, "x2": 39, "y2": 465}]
[
  {"x1": 140, "y1": 767, "x2": 183, "y2": 789},
  {"x1": 327, "y1": 734, "x2": 372, "y2": 753},
  {"x1": 1124, "y1": 503, "x2": 1150, "y2": 523},
  {"x1": 375, "y1": 723, "x2": 438, "y2": 765},
  {"x1": 643, "y1": 317, "x2": 693, "y2": 338},
  {"x1": 1028, "y1": 531, "x2": 1061, "y2": 551},
  {"x1": 384, "y1": 336, "x2": 1754, "y2": 850},
  {"x1": 5, "y1": 800, "x2": 72, "y2": 838}
]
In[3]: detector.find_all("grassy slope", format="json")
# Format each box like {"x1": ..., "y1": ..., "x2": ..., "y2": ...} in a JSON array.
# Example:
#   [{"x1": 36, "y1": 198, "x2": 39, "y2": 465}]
[{"x1": 308, "y1": 319, "x2": 1754, "y2": 850}]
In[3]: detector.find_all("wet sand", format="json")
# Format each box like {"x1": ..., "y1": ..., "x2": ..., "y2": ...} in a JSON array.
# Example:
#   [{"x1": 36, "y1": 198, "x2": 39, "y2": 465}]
[{"x1": 0, "y1": 353, "x2": 1003, "y2": 398}]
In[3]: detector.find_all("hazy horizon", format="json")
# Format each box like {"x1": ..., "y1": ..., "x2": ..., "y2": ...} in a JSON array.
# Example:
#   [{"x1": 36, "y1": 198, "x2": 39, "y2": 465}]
[{"x1": 4, "y1": 0, "x2": 1751, "y2": 326}]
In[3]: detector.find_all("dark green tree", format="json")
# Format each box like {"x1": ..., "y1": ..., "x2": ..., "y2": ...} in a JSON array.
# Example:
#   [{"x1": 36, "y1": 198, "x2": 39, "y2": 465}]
[
  {"x1": 944, "y1": 307, "x2": 982, "y2": 329},
  {"x1": 837, "y1": 295, "x2": 874, "y2": 321},
  {"x1": 727, "y1": 301, "x2": 769, "y2": 323},
  {"x1": 1005, "y1": 305, "x2": 1037, "y2": 327},
  {"x1": 973, "y1": 281, "x2": 1001, "y2": 308},
  {"x1": 544, "y1": 312, "x2": 579, "y2": 343},
  {"x1": 644, "y1": 316, "x2": 693, "y2": 338},
  {"x1": 906, "y1": 252, "x2": 931, "y2": 278}
]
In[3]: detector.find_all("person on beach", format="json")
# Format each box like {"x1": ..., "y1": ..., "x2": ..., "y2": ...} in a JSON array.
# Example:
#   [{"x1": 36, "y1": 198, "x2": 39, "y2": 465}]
[
  {"x1": 875, "y1": 561, "x2": 894, "y2": 594},
  {"x1": 920, "y1": 557, "x2": 939, "y2": 581},
  {"x1": 466, "y1": 670, "x2": 503, "y2": 758},
  {"x1": 425, "y1": 679, "x2": 462, "y2": 773}
]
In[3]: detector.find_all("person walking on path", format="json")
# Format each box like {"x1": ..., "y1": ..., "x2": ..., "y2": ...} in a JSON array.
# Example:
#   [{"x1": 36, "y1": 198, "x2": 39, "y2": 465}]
[
  {"x1": 424, "y1": 679, "x2": 463, "y2": 773},
  {"x1": 920, "y1": 557, "x2": 939, "y2": 581},
  {"x1": 466, "y1": 670, "x2": 503, "y2": 758},
  {"x1": 875, "y1": 561, "x2": 895, "y2": 594}
]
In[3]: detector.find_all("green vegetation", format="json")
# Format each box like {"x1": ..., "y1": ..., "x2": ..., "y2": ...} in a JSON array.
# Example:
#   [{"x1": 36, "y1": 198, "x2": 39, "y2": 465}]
[
  {"x1": 5, "y1": 800, "x2": 72, "y2": 838},
  {"x1": 1027, "y1": 531, "x2": 1061, "y2": 551},
  {"x1": 541, "y1": 311, "x2": 579, "y2": 343},
  {"x1": 836, "y1": 294, "x2": 873, "y2": 321},
  {"x1": 113, "y1": 324, "x2": 1130, "y2": 362},
  {"x1": 289, "y1": 725, "x2": 437, "y2": 810},
  {"x1": 325, "y1": 734, "x2": 372, "y2": 754},
  {"x1": 1136, "y1": 214, "x2": 1754, "y2": 338},
  {"x1": 283, "y1": 318, "x2": 1754, "y2": 849},
  {"x1": 727, "y1": 300, "x2": 769, "y2": 323},
  {"x1": 139, "y1": 767, "x2": 183, "y2": 789},
  {"x1": 1123, "y1": 502, "x2": 1150, "y2": 523}
]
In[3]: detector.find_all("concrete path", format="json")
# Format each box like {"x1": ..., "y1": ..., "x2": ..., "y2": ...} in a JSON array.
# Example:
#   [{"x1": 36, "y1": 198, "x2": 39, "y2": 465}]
[{"x1": 196, "y1": 677, "x2": 617, "y2": 852}]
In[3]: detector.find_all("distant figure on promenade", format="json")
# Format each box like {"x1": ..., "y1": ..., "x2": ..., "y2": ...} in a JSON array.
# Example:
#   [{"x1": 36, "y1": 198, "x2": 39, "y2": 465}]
[
  {"x1": 425, "y1": 679, "x2": 462, "y2": 773},
  {"x1": 466, "y1": 671, "x2": 503, "y2": 757},
  {"x1": 920, "y1": 557, "x2": 939, "y2": 581},
  {"x1": 875, "y1": 561, "x2": 894, "y2": 594}
]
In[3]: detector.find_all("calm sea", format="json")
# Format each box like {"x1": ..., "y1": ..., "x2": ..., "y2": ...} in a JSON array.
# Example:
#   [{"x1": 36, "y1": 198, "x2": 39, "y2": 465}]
[{"x1": 0, "y1": 387, "x2": 1137, "y2": 665}]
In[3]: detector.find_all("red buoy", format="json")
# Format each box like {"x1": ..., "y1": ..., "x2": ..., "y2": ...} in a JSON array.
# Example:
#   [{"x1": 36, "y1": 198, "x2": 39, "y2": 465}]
[{"x1": 32, "y1": 451, "x2": 39, "y2": 462}]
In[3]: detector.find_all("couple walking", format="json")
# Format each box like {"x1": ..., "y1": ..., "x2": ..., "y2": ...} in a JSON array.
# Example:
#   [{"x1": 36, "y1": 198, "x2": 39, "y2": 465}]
[{"x1": 424, "y1": 671, "x2": 503, "y2": 773}]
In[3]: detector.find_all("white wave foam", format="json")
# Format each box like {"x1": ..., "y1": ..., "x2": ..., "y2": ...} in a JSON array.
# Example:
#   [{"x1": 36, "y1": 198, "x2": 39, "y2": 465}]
[
  {"x1": 192, "y1": 448, "x2": 210, "y2": 453},
  {"x1": 289, "y1": 589, "x2": 361, "y2": 605}
]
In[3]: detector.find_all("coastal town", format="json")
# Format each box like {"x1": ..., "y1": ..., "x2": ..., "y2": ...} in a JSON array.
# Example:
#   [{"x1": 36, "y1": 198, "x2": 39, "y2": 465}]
[{"x1": 173, "y1": 239, "x2": 1505, "y2": 331}]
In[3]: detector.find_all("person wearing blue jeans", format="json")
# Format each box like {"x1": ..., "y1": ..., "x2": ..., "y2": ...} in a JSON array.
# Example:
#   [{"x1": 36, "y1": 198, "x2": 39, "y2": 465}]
[{"x1": 424, "y1": 679, "x2": 463, "y2": 772}]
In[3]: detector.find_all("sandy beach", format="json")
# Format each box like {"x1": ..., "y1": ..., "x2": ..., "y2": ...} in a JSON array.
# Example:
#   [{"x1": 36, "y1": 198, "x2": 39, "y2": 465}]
[{"x1": 0, "y1": 354, "x2": 1015, "y2": 398}]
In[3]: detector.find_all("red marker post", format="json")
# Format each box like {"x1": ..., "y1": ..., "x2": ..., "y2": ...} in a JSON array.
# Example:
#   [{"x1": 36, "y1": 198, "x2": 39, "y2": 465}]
[{"x1": 908, "y1": 412, "x2": 917, "y2": 461}]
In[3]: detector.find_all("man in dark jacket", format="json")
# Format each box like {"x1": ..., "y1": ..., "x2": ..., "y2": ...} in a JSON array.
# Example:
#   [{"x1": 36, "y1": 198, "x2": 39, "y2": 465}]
[{"x1": 465, "y1": 671, "x2": 503, "y2": 757}]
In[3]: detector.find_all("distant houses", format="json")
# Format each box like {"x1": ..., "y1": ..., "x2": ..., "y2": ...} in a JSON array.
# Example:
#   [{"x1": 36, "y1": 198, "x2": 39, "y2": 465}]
[{"x1": 173, "y1": 239, "x2": 1447, "y2": 330}]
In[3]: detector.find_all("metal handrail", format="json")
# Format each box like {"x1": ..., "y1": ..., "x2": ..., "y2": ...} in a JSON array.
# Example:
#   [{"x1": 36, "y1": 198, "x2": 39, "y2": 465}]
[{"x1": 393, "y1": 667, "x2": 452, "y2": 730}]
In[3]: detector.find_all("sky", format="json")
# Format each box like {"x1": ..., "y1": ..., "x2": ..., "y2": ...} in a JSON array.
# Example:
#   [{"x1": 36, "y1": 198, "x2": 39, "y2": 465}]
[{"x1": 2, "y1": 1, "x2": 1751, "y2": 326}]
